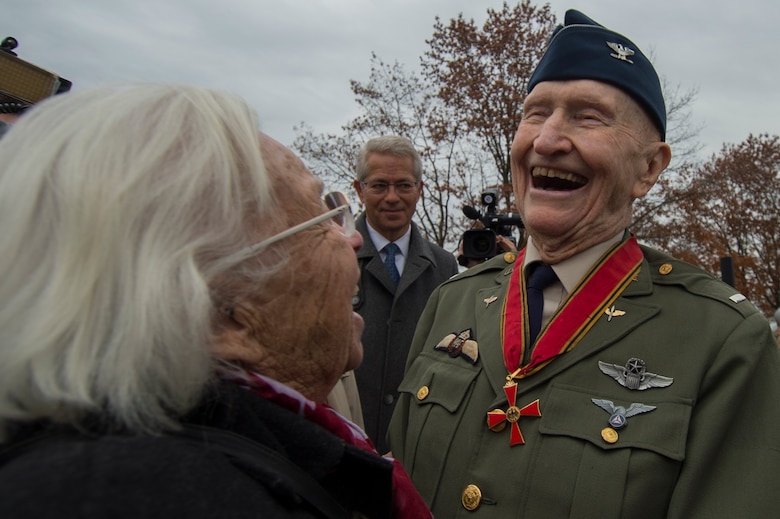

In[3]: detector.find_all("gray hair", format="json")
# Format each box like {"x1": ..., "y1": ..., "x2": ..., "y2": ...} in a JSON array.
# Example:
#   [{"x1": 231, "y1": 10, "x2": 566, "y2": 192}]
[
  {"x1": 355, "y1": 135, "x2": 422, "y2": 182},
  {"x1": 0, "y1": 83, "x2": 276, "y2": 440}
]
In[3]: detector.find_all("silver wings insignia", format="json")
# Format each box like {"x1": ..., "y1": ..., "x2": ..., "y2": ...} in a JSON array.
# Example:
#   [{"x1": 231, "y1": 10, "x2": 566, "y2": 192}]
[
  {"x1": 598, "y1": 358, "x2": 673, "y2": 390},
  {"x1": 592, "y1": 398, "x2": 656, "y2": 429}
]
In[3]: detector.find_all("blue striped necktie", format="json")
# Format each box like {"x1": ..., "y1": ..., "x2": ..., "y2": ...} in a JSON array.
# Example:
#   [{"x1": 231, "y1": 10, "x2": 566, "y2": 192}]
[{"x1": 383, "y1": 243, "x2": 401, "y2": 285}]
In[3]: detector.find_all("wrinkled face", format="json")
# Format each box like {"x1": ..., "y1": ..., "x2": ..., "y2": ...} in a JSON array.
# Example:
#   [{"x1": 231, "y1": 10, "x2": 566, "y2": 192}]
[
  {"x1": 217, "y1": 133, "x2": 364, "y2": 398},
  {"x1": 353, "y1": 153, "x2": 422, "y2": 242},
  {"x1": 511, "y1": 80, "x2": 666, "y2": 252}
]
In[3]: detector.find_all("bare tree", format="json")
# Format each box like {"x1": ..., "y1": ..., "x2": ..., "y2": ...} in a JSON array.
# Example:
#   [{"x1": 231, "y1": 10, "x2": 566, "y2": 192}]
[
  {"x1": 292, "y1": 54, "x2": 478, "y2": 248},
  {"x1": 632, "y1": 79, "x2": 704, "y2": 240},
  {"x1": 421, "y1": 0, "x2": 555, "y2": 213},
  {"x1": 293, "y1": 1, "x2": 558, "y2": 250}
]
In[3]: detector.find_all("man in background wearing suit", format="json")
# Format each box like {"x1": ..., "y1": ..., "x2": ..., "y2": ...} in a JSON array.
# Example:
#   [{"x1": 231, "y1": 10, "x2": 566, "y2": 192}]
[{"x1": 352, "y1": 135, "x2": 458, "y2": 453}]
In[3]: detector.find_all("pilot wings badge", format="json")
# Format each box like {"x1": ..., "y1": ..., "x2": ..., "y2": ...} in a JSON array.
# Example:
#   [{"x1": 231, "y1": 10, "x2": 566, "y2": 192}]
[
  {"x1": 604, "y1": 305, "x2": 626, "y2": 322},
  {"x1": 592, "y1": 398, "x2": 656, "y2": 429},
  {"x1": 434, "y1": 328, "x2": 478, "y2": 364},
  {"x1": 598, "y1": 358, "x2": 673, "y2": 390},
  {"x1": 606, "y1": 41, "x2": 635, "y2": 64}
]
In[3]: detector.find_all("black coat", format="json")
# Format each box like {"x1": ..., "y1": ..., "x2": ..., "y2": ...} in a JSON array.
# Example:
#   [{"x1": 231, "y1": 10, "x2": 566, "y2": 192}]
[
  {"x1": 353, "y1": 214, "x2": 458, "y2": 452},
  {"x1": 0, "y1": 382, "x2": 395, "y2": 518}
]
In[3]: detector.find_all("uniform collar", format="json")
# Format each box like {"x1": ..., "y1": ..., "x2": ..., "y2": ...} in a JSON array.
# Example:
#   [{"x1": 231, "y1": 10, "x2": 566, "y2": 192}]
[{"x1": 523, "y1": 231, "x2": 625, "y2": 294}]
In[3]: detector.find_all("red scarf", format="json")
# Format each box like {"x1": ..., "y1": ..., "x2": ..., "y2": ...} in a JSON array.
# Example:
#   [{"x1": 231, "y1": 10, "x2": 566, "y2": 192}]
[
  {"x1": 219, "y1": 367, "x2": 432, "y2": 519},
  {"x1": 502, "y1": 236, "x2": 643, "y2": 380}
]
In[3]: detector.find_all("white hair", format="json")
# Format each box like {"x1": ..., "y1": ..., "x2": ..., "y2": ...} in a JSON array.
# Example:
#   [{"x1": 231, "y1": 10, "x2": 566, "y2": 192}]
[{"x1": 0, "y1": 83, "x2": 276, "y2": 440}]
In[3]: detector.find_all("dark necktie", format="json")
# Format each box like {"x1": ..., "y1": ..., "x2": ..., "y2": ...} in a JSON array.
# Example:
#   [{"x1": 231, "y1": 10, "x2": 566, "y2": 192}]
[
  {"x1": 527, "y1": 263, "x2": 558, "y2": 342},
  {"x1": 383, "y1": 243, "x2": 401, "y2": 285}
]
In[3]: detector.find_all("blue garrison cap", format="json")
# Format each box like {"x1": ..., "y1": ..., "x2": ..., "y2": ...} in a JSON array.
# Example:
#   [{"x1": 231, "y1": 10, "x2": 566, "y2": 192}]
[{"x1": 528, "y1": 10, "x2": 666, "y2": 141}]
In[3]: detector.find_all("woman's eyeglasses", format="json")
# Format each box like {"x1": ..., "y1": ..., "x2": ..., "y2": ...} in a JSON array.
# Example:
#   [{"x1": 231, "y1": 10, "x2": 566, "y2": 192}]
[{"x1": 222, "y1": 191, "x2": 355, "y2": 266}]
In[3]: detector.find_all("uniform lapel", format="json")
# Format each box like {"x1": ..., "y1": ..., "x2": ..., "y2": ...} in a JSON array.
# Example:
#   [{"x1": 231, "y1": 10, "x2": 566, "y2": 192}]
[
  {"x1": 474, "y1": 264, "x2": 519, "y2": 403},
  {"x1": 395, "y1": 224, "x2": 434, "y2": 296}
]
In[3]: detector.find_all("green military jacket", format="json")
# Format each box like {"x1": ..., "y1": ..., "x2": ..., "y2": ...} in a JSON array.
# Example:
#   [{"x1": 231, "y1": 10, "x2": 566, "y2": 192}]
[{"x1": 388, "y1": 244, "x2": 780, "y2": 518}]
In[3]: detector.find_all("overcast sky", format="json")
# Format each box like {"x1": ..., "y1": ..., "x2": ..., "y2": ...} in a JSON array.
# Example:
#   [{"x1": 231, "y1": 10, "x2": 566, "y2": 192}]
[{"x1": 6, "y1": 0, "x2": 779, "y2": 160}]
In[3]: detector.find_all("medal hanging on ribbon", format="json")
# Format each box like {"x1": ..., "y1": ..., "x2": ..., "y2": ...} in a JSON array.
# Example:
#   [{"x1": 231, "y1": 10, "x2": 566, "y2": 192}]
[{"x1": 501, "y1": 236, "x2": 644, "y2": 382}]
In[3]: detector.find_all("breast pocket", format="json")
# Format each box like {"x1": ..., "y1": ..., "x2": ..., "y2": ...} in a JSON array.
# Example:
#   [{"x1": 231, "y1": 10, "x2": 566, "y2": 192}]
[
  {"x1": 529, "y1": 382, "x2": 693, "y2": 517},
  {"x1": 396, "y1": 354, "x2": 481, "y2": 481}
]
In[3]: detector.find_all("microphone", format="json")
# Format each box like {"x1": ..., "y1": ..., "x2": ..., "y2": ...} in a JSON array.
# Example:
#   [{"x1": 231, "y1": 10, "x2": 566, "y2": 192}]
[{"x1": 463, "y1": 205, "x2": 482, "y2": 220}]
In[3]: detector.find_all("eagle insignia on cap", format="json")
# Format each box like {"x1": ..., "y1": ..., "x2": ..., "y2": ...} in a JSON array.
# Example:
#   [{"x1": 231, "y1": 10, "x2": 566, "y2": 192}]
[
  {"x1": 434, "y1": 328, "x2": 478, "y2": 364},
  {"x1": 606, "y1": 41, "x2": 635, "y2": 64}
]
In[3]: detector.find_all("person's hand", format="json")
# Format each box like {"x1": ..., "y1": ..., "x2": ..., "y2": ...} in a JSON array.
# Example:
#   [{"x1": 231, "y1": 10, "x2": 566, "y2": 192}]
[{"x1": 495, "y1": 235, "x2": 517, "y2": 253}]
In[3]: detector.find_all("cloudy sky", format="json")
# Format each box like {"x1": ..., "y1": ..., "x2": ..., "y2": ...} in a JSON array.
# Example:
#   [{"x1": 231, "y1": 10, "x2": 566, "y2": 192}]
[{"x1": 6, "y1": 0, "x2": 779, "y2": 160}]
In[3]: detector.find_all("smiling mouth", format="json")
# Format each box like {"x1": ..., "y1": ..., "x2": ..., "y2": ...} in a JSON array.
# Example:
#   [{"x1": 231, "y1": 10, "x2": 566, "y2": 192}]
[{"x1": 532, "y1": 167, "x2": 587, "y2": 191}]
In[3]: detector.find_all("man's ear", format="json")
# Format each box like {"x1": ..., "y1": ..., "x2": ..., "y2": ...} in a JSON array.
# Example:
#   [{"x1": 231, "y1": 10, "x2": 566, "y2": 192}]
[
  {"x1": 633, "y1": 141, "x2": 671, "y2": 199},
  {"x1": 353, "y1": 179, "x2": 364, "y2": 204}
]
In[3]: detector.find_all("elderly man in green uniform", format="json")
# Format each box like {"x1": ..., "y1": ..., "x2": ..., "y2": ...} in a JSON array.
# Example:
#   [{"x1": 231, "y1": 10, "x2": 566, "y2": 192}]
[{"x1": 387, "y1": 9, "x2": 780, "y2": 518}]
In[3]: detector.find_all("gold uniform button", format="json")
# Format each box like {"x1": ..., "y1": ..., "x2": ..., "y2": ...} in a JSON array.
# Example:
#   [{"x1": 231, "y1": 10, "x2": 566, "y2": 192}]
[
  {"x1": 462, "y1": 484, "x2": 483, "y2": 511},
  {"x1": 658, "y1": 263, "x2": 673, "y2": 275},
  {"x1": 503, "y1": 252, "x2": 517, "y2": 264},
  {"x1": 416, "y1": 386, "x2": 429, "y2": 400},
  {"x1": 601, "y1": 427, "x2": 619, "y2": 444}
]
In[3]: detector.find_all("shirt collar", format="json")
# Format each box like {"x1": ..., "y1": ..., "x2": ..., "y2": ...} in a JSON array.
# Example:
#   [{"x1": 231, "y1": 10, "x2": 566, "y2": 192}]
[
  {"x1": 366, "y1": 221, "x2": 412, "y2": 257},
  {"x1": 524, "y1": 231, "x2": 624, "y2": 293}
]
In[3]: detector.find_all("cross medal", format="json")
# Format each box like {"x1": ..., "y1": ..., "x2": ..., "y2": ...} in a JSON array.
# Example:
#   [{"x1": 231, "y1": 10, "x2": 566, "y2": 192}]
[{"x1": 487, "y1": 382, "x2": 541, "y2": 446}]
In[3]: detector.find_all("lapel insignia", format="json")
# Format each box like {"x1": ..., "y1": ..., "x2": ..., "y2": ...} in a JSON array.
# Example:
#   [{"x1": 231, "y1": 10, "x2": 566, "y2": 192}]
[
  {"x1": 487, "y1": 382, "x2": 541, "y2": 446},
  {"x1": 592, "y1": 398, "x2": 656, "y2": 429},
  {"x1": 606, "y1": 41, "x2": 635, "y2": 64},
  {"x1": 604, "y1": 305, "x2": 626, "y2": 321},
  {"x1": 598, "y1": 358, "x2": 673, "y2": 390},
  {"x1": 434, "y1": 329, "x2": 479, "y2": 364},
  {"x1": 483, "y1": 295, "x2": 498, "y2": 308}
]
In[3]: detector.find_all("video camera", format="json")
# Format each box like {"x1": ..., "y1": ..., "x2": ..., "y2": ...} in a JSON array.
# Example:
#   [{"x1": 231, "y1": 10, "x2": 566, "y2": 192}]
[
  {"x1": 461, "y1": 188, "x2": 523, "y2": 260},
  {"x1": 0, "y1": 36, "x2": 71, "y2": 114}
]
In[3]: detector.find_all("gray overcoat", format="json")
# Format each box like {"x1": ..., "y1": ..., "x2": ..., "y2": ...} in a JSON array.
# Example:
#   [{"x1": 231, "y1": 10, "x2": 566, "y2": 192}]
[{"x1": 353, "y1": 213, "x2": 458, "y2": 453}]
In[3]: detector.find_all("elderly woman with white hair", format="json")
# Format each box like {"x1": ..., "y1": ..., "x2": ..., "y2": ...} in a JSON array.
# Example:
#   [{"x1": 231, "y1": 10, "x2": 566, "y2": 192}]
[{"x1": 0, "y1": 83, "x2": 430, "y2": 518}]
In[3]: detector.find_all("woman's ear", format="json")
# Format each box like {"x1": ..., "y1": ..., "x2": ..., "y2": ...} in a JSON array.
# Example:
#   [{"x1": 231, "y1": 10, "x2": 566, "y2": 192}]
[{"x1": 211, "y1": 307, "x2": 253, "y2": 362}]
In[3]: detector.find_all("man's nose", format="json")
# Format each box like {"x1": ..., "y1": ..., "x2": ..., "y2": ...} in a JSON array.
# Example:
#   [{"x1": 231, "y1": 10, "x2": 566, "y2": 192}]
[
  {"x1": 533, "y1": 111, "x2": 572, "y2": 155},
  {"x1": 383, "y1": 185, "x2": 402, "y2": 201}
]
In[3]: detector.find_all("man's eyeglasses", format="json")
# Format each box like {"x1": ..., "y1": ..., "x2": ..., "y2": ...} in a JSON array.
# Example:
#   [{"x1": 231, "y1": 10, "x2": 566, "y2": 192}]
[
  {"x1": 360, "y1": 181, "x2": 419, "y2": 196},
  {"x1": 222, "y1": 191, "x2": 355, "y2": 266}
]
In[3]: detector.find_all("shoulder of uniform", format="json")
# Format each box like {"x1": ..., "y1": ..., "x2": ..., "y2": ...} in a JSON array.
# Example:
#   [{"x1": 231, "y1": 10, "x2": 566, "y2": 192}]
[
  {"x1": 445, "y1": 252, "x2": 516, "y2": 284},
  {"x1": 641, "y1": 245, "x2": 761, "y2": 318}
]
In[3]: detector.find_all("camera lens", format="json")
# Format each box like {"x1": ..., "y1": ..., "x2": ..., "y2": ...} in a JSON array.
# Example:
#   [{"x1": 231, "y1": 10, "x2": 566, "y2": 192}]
[
  {"x1": 473, "y1": 235, "x2": 493, "y2": 255},
  {"x1": 462, "y1": 229, "x2": 497, "y2": 259}
]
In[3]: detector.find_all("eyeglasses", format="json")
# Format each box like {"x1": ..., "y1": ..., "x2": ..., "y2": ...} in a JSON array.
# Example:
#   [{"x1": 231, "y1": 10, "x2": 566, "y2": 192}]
[
  {"x1": 360, "y1": 181, "x2": 419, "y2": 196},
  {"x1": 222, "y1": 191, "x2": 355, "y2": 266}
]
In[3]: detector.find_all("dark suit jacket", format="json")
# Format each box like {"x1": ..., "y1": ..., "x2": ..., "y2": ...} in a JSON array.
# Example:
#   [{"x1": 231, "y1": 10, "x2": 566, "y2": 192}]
[
  {"x1": 353, "y1": 214, "x2": 458, "y2": 453},
  {"x1": 388, "y1": 243, "x2": 780, "y2": 518}
]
